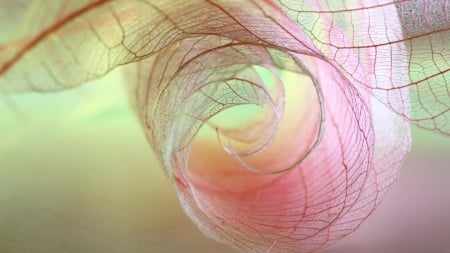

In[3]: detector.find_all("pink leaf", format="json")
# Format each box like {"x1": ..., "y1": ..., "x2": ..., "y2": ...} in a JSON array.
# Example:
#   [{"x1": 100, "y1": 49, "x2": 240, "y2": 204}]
[{"x1": 0, "y1": 1, "x2": 448, "y2": 252}]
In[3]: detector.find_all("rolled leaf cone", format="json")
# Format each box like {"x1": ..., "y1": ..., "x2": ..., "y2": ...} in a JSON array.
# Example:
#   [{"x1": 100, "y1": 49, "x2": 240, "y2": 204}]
[{"x1": 0, "y1": 1, "x2": 448, "y2": 252}]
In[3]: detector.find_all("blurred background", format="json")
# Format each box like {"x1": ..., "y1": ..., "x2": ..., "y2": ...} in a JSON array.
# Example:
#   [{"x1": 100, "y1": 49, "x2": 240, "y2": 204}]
[{"x1": 0, "y1": 68, "x2": 449, "y2": 253}]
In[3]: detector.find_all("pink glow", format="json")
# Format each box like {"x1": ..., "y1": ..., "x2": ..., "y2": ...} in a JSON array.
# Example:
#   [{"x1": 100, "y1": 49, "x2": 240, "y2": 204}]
[{"x1": 0, "y1": 1, "x2": 448, "y2": 252}]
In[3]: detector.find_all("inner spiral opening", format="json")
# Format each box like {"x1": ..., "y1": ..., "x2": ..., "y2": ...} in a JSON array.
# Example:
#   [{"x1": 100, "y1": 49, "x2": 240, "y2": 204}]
[{"x1": 188, "y1": 64, "x2": 321, "y2": 192}]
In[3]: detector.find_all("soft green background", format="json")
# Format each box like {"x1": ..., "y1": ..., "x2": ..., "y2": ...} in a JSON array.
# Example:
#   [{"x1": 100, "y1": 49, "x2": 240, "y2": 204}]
[{"x1": 0, "y1": 69, "x2": 449, "y2": 253}]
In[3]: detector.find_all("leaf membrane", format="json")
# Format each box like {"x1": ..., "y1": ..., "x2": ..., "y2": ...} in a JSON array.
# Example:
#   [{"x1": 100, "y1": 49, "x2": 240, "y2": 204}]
[
  {"x1": 274, "y1": 0, "x2": 449, "y2": 135},
  {"x1": 0, "y1": 0, "x2": 448, "y2": 253}
]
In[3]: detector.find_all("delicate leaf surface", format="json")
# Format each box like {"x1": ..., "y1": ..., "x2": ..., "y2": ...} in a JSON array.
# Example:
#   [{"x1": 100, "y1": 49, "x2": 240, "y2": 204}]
[{"x1": 0, "y1": 1, "x2": 448, "y2": 253}]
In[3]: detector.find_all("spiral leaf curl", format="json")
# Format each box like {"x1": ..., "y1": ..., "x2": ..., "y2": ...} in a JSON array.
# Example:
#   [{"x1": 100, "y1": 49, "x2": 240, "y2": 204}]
[{"x1": 0, "y1": 0, "x2": 448, "y2": 252}]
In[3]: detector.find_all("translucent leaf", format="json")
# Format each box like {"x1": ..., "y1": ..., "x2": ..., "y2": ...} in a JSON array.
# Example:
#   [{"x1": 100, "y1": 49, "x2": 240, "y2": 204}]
[
  {"x1": 273, "y1": 0, "x2": 449, "y2": 134},
  {"x1": 0, "y1": 1, "x2": 448, "y2": 253}
]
